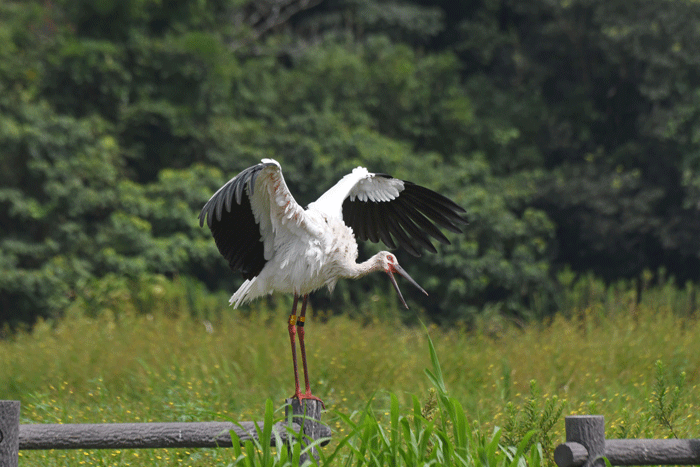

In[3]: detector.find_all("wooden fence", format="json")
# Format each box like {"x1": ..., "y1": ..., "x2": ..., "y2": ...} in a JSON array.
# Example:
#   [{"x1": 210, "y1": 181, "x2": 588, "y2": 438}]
[
  {"x1": 555, "y1": 415, "x2": 700, "y2": 467},
  {"x1": 0, "y1": 399, "x2": 329, "y2": 467},
  {"x1": 6, "y1": 405, "x2": 699, "y2": 466}
]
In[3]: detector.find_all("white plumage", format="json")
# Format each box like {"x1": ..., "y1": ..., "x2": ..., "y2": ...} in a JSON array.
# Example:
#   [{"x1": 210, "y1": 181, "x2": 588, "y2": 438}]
[{"x1": 199, "y1": 158, "x2": 467, "y2": 403}]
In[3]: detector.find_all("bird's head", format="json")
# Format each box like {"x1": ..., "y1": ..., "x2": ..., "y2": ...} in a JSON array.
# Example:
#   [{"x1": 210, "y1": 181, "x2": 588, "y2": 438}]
[{"x1": 377, "y1": 252, "x2": 428, "y2": 309}]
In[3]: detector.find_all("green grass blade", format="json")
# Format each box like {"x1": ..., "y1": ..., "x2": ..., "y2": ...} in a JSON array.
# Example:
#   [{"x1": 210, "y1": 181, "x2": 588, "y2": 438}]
[
  {"x1": 261, "y1": 399, "x2": 274, "y2": 466},
  {"x1": 451, "y1": 397, "x2": 468, "y2": 451},
  {"x1": 422, "y1": 322, "x2": 448, "y2": 396},
  {"x1": 244, "y1": 439, "x2": 257, "y2": 467},
  {"x1": 229, "y1": 428, "x2": 245, "y2": 464},
  {"x1": 325, "y1": 411, "x2": 368, "y2": 465},
  {"x1": 528, "y1": 442, "x2": 543, "y2": 467},
  {"x1": 507, "y1": 430, "x2": 536, "y2": 467},
  {"x1": 390, "y1": 392, "x2": 400, "y2": 460}
]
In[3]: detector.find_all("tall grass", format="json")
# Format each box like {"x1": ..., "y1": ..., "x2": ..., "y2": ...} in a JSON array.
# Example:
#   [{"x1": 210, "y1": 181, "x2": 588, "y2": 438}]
[
  {"x1": 227, "y1": 332, "x2": 544, "y2": 467},
  {"x1": 2, "y1": 273, "x2": 700, "y2": 465}
]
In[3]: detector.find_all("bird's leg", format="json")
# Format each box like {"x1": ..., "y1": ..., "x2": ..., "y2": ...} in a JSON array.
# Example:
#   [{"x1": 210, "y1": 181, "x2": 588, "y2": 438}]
[
  {"x1": 296, "y1": 294, "x2": 324, "y2": 407},
  {"x1": 287, "y1": 294, "x2": 302, "y2": 402},
  {"x1": 297, "y1": 295, "x2": 311, "y2": 395}
]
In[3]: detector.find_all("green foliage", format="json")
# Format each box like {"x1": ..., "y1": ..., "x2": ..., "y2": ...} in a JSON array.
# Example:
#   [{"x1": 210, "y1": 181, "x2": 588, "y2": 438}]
[
  {"x1": 226, "y1": 384, "x2": 543, "y2": 467},
  {"x1": 650, "y1": 360, "x2": 687, "y2": 439},
  {"x1": 0, "y1": 0, "x2": 556, "y2": 326},
  {"x1": 321, "y1": 393, "x2": 541, "y2": 467},
  {"x1": 2, "y1": 0, "x2": 700, "y2": 326},
  {"x1": 502, "y1": 381, "x2": 564, "y2": 464},
  {"x1": 495, "y1": 0, "x2": 700, "y2": 282},
  {"x1": 560, "y1": 268, "x2": 700, "y2": 320},
  {"x1": 5, "y1": 278, "x2": 700, "y2": 465},
  {"x1": 315, "y1": 330, "x2": 543, "y2": 467},
  {"x1": 611, "y1": 360, "x2": 690, "y2": 442},
  {"x1": 228, "y1": 399, "x2": 290, "y2": 467}
]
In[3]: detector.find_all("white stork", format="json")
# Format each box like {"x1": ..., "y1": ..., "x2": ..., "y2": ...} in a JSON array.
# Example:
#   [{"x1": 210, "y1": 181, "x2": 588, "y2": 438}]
[{"x1": 199, "y1": 158, "x2": 467, "y2": 404}]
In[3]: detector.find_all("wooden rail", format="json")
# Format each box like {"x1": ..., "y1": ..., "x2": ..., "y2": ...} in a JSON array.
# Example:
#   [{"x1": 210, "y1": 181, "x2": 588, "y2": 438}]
[
  {"x1": 555, "y1": 415, "x2": 700, "y2": 467},
  {"x1": 0, "y1": 399, "x2": 330, "y2": 467}
]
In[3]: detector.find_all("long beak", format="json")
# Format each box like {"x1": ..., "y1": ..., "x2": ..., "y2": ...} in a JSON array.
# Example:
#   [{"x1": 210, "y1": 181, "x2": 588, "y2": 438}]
[{"x1": 387, "y1": 263, "x2": 428, "y2": 309}]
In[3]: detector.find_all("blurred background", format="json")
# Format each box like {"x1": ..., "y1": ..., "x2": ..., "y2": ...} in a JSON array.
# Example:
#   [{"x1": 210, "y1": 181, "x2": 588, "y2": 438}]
[{"x1": 2, "y1": 0, "x2": 700, "y2": 328}]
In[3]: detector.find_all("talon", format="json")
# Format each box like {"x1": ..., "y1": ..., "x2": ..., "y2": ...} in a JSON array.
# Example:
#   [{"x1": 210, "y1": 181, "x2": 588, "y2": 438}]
[{"x1": 293, "y1": 391, "x2": 325, "y2": 409}]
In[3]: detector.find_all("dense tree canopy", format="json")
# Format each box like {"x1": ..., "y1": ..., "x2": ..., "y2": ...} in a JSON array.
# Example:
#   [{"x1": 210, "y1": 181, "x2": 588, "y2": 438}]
[{"x1": 1, "y1": 0, "x2": 699, "y2": 326}]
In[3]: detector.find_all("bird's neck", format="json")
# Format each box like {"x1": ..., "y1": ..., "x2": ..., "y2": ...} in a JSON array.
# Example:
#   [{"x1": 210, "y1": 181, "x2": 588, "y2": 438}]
[{"x1": 344, "y1": 253, "x2": 384, "y2": 279}]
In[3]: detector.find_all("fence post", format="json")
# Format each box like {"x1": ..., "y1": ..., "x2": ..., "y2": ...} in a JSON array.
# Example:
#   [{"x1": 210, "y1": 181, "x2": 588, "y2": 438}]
[
  {"x1": 0, "y1": 401, "x2": 20, "y2": 467},
  {"x1": 285, "y1": 399, "x2": 326, "y2": 464},
  {"x1": 563, "y1": 415, "x2": 606, "y2": 467}
]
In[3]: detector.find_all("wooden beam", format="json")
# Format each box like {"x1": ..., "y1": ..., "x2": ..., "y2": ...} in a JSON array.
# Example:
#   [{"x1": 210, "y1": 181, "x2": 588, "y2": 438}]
[{"x1": 606, "y1": 439, "x2": 700, "y2": 466}]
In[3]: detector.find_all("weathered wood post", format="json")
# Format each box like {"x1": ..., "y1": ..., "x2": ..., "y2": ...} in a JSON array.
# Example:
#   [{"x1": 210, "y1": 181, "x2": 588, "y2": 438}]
[
  {"x1": 285, "y1": 399, "x2": 328, "y2": 464},
  {"x1": 0, "y1": 401, "x2": 20, "y2": 467},
  {"x1": 555, "y1": 415, "x2": 606, "y2": 467}
]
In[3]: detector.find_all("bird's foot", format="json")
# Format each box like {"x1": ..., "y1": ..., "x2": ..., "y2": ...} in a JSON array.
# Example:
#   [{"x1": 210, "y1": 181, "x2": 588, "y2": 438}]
[{"x1": 293, "y1": 390, "x2": 325, "y2": 409}]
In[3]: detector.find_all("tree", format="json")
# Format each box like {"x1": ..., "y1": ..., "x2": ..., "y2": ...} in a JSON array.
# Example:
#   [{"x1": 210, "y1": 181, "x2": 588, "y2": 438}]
[{"x1": 7, "y1": 0, "x2": 698, "y2": 327}]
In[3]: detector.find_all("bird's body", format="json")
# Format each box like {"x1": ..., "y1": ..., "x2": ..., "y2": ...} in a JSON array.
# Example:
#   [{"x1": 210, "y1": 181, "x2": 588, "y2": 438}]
[
  {"x1": 231, "y1": 210, "x2": 358, "y2": 306},
  {"x1": 199, "y1": 158, "x2": 467, "y2": 403}
]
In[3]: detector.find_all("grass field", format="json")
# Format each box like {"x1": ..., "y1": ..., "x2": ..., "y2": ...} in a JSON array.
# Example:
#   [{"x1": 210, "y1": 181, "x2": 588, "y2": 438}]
[{"x1": 2, "y1": 275, "x2": 700, "y2": 466}]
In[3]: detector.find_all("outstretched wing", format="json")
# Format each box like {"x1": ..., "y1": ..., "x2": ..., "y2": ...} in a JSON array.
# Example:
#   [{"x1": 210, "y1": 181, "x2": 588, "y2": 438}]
[
  {"x1": 310, "y1": 167, "x2": 468, "y2": 257},
  {"x1": 198, "y1": 159, "x2": 309, "y2": 279}
]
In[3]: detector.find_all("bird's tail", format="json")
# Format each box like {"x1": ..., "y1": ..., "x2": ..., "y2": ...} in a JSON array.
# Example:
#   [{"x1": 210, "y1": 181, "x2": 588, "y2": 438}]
[{"x1": 229, "y1": 278, "x2": 255, "y2": 308}]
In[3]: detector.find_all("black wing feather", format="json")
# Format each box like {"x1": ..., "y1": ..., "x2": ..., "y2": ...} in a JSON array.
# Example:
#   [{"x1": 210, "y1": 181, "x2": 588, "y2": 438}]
[
  {"x1": 389, "y1": 200, "x2": 438, "y2": 255},
  {"x1": 199, "y1": 164, "x2": 267, "y2": 280},
  {"x1": 341, "y1": 176, "x2": 467, "y2": 256},
  {"x1": 374, "y1": 202, "x2": 398, "y2": 249},
  {"x1": 407, "y1": 183, "x2": 466, "y2": 213},
  {"x1": 384, "y1": 208, "x2": 422, "y2": 256},
  {"x1": 395, "y1": 196, "x2": 450, "y2": 245},
  {"x1": 366, "y1": 202, "x2": 381, "y2": 244},
  {"x1": 400, "y1": 187, "x2": 467, "y2": 233}
]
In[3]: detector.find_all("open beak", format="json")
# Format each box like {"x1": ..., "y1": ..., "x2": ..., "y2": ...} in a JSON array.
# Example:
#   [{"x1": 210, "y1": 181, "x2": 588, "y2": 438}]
[{"x1": 387, "y1": 263, "x2": 428, "y2": 309}]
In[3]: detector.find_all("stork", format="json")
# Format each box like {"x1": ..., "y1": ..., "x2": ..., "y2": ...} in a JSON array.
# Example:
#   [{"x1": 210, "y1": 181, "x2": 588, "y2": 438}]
[{"x1": 199, "y1": 158, "x2": 467, "y2": 405}]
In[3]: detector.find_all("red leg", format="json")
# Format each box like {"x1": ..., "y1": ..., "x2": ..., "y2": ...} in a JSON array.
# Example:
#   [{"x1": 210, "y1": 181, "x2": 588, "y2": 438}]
[
  {"x1": 296, "y1": 295, "x2": 324, "y2": 407},
  {"x1": 287, "y1": 294, "x2": 302, "y2": 400}
]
